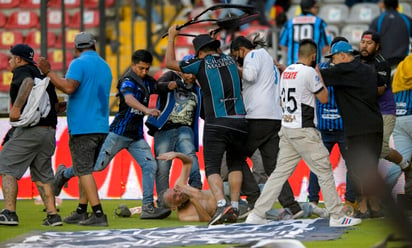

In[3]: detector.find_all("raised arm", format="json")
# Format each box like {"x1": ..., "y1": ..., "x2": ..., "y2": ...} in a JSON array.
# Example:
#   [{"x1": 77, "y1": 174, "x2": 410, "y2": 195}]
[
  {"x1": 37, "y1": 57, "x2": 79, "y2": 94},
  {"x1": 165, "y1": 25, "x2": 182, "y2": 72},
  {"x1": 157, "y1": 152, "x2": 193, "y2": 187}
]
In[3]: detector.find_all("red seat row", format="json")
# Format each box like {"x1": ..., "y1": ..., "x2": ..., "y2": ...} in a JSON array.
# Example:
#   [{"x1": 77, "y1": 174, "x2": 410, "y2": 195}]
[
  {"x1": 0, "y1": 0, "x2": 114, "y2": 9},
  {"x1": 0, "y1": 10, "x2": 100, "y2": 29}
]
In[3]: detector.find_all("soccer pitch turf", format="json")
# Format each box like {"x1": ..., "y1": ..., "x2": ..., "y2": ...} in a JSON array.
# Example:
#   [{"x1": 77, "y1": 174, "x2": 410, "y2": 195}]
[{"x1": 0, "y1": 199, "x2": 406, "y2": 248}]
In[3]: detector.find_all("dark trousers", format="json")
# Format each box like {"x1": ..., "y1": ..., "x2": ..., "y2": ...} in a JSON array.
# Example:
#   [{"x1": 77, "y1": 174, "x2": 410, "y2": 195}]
[
  {"x1": 344, "y1": 132, "x2": 382, "y2": 199},
  {"x1": 308, "y1": 129, "x2": 356, "y2": 203},
  {"x1": 246, "y1": 119, "x2": 301, "y2": 213}
]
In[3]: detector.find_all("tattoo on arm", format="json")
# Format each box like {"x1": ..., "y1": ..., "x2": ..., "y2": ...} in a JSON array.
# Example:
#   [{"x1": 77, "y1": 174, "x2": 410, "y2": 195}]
[{"x1": 13, "y1": 77, "x2": 34, "y2": 108}]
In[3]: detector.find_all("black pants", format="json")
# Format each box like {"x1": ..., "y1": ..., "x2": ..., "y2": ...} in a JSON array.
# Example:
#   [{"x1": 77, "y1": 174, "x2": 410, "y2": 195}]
[{"x1": 246, "y1": 119, "x2": 301, "y2": 213}]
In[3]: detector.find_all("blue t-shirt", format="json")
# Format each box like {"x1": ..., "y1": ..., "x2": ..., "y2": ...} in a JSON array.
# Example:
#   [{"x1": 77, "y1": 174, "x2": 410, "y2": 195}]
[
  {"x1": 65, "y1": 51, "x2": 112, "y2": 135},
  {"x1": 280, "y1": 13, "x2": 328, "y2": 65}
]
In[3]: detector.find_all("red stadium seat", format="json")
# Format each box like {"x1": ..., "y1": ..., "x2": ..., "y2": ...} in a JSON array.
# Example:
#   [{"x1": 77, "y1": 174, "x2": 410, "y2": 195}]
[
  {"x1": 55, "y1": 29, "x2": 79, "y2": 48},
  {"x1": 68, "y1": 10, "x2": 100, "y2": 28},
  {"x1": 0, "y1": 71, "x2": 13, "y2": 92},
  {"x1": 5, "y1": 11, "x2": 39, "y2": 29},
  {"x1": 19, "y1": 0, "x2": 40, "y2": 8},
  {"x1": 48, "y1": 0, "x2": 80, "y2": 9},
  {"x1": 0, "y1": 31, "x2": 24, "y2": 49},
  {"x1": 47, "y1": 10, "x2": 71, "y2": 29},
  {"x1": 24, "y1": 30, "x2": 57, "y2": 49},
  {"x1": 0, "y1": 12, "x2": 7, "y2": 28},
  {"x1": 48, "y1": 50, "x2": 74, "y2": 70},
  {"x1": 0, "y1": 53, "x2": 10, "y2": 71},
  {"x1": 84, "y1": 0, "x2": 114, "y2": 8},
  {"x1": 0, "y1": 0, "x2": 20, "y2": 8}
]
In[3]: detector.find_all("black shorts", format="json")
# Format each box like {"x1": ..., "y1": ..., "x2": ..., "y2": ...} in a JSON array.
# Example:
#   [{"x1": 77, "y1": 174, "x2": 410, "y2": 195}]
[
  {"x1": 69, "y1": 133, "x2": 107, "y2": 176},
  {"x1": 203, "y1": 118, "x2": 248, "y2": 177}
]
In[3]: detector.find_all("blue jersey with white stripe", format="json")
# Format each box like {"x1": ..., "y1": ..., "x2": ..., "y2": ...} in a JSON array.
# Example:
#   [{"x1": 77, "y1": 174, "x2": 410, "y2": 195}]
[
  {"x1": 180, "y1": 53, "x2": 246, "y2": 120},
  {"x1": 394, "y1": 89, "x2": 412, "y2": 116},
  {"x1": 317, "y1": 62, "x2": 343, "y2": 130},
  {"x1": 280, "y1": 14, "x2": 329, "y2": 65}
]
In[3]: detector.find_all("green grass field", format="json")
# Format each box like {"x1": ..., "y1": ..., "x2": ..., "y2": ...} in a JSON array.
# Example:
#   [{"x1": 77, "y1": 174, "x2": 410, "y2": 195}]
[{"x1": 0, "y1": 199, "x2": 405, "y2": 247}]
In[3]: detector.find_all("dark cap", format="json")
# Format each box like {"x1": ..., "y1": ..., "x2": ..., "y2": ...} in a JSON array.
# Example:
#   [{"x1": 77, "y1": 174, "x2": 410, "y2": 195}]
[
  {"x1": 192, "y1": 34, "x2": 220, "y2": 56},
  {"x1": 361, "y1": 30, "x2": 380, "y2": 44},
  {"x1": 10, "y1": 44, "x2": 35, "y2": 64},
  {"x1": 74, "y1": 32, "x2": 96, "y2": 49},
  {"x1": 384, "y1": 0, "x2": 398, "y2": 9},
  {"x1": 325, "y1": 41, "x2": 359, "y2": 58},
  {"x1": 300, "y1": 0, "x2": 317, "y2": 11},
  {"x1": 330, "y1": 36, "x2": 349, "y2": 47}
]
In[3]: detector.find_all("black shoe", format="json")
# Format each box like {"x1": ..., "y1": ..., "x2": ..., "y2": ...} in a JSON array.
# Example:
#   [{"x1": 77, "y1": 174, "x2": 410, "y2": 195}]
[
  {"x1": 209, "y1": 204, "x2": 236, "y2": 225},
  {"x1": 0, "y1": 209, "x2": 19, "y2": 226},
  {"x1": 54, "y1": 164, "x2": 70, "y2": 196},
  {"x1": 63, "y1": 211, "x2": 88, "y2": 224},
  {"x1": 42, "y1": 214, "x2": 63, "y2": 226},
  {"x1": 354, "y1": 210, "x2": 371, "y2": 219},
  {"x1": 78, "y1": 213, "x2": 108, "y2": 226},
  {"x1": 140, "y1": 203, "x2": 171, "y2": 219}
]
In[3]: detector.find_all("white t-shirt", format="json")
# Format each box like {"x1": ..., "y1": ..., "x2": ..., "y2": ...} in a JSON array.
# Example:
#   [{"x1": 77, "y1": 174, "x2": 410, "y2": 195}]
[
  {"x1": 280, "y1": 63, "x2": 323, "y2": 128},
  {"x1": 242, "y1": 48, "x2": 282, "y2": 120}
]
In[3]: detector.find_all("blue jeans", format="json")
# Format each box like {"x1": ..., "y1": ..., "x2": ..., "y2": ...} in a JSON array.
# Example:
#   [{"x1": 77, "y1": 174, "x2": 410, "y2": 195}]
[
  {"x1": 64, "y1": 132, "x2": 157, "y2": 205},
  {"x1": 154, "y1": 126, "x2": 202, "y2": 194},
  {"x1": 391, "y1": 116, "x2": 412, "y2": 194},
  {"x1": 308, "y1": 130, "x2": 356, "y2": 203}
]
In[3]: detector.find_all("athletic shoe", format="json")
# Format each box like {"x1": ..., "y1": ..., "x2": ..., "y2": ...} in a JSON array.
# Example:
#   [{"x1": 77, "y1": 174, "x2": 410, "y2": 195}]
[
  {"x1": 208, "y1": 204, "x2": 235, "y2": 225},
  {"x1": 42, "y1": 214, "x2": 63, "y2": 226},
  {"x1": 354, "y1": 210, "x2": 371, "y2": 219},
  {"x1": 238, "y1": 206, "x2": 252, "y2": 220},
  {"x1": 329, "y1": 215, "x2": 362, "y2": 227},
  {"x1": 309, "y1": 202, "x2": 329, "y2": 218},
  {"x1": 78, "y1": 213, "x2": 108, "y2": 226},
  {"x1": 0, "y1": 209, "x2": 19, "y2": 226},
  {"x1": 245, "y1": 212, "x2": 269, "y2": 225},
  {"x1": 140, "y1": 203, "x2": 171, "y2": 219},
  {"x1": 63, "y1": 211, "x2": 88, "y2": 224},
  {"x1": 54, "y1": 164, "x2": 69, "y2": 196},
  {"x1": 225, "y1": 207, "x2": 239, "y2": 223}
]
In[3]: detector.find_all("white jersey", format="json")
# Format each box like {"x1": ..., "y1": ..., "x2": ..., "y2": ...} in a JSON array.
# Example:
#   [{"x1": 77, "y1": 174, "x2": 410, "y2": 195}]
[
  {"x1": 280, "y1": 63, "x2": 323, "y2": 128},
  {"x1": 242, "y1": 48, "x2": 282, "y2": 120}
]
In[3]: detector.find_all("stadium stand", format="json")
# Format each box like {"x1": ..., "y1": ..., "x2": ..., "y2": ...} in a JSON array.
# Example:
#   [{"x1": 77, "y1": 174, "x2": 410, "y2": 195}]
[
  {"x1": 24, "y1": 30, "x2": 57, "y2": 49},
  {"x1": 0, "y1": 12, "x2": 6, "y2": 28},
  {"x1": 48, "y1": 10, "x2": 71, "y2": 29},
  {"x1": 47, "y1": 49, "x2": 74, "y2": 71},
  {"x1": 0, "y1": 53, "x2": 10, "y2": 71},
  {"x1": 84, "y1": 0, "x2": 115, "y2": 8},
  {"x1": 55, "y1": 29, "x2": 80, "y2": 48},
  {"x1": 69, "y1": 10, "x2": 100, "y2": 28},
  {"x1": 19, "y1": 0, "x2": 40, "y2": 8},
  {"x1": 47, "y1": 0, "x2": 80, "y2": 9},
  {"x1": 346, "y1": 3, "x2": 380, "y2": 24},
  {"x1": 0, "y1": 31, "x2": 24, "y2": 49},
  {"x1": 5, "y1": 10, "x2": 39, "y2": 29},
  {"x1": 326, "y1": 24, "x2": 340, "y2": 40},
  {"x1": 319, "y1": 4, "x2": 349, "y2": 26},
  {"x1": 0, "y1": 0, "x2": 20, "y2": 9},
  {"x1": 286, "y1": 5, "x2": 301, "y2": 20},
  {"x1": 0, "y1": 71, "x2": 13, "y2": 92},
  {"x1": 340, "y1": 23, "x2": 368, "y2": 46},
  {"x1": 399, "y1": 2, "x2": 412, "y2": 16}
]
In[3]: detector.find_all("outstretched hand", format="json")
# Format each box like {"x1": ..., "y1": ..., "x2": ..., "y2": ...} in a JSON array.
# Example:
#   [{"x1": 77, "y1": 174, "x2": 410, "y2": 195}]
[{"x1": 157, "y1": 151, "x2": 179, "y2": 161}]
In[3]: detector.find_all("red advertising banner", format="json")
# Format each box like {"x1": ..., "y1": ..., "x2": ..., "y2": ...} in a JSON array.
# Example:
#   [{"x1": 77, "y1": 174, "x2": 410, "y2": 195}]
[{"x1": 0, "y1": 117, "x2": 403, "y2": 201}]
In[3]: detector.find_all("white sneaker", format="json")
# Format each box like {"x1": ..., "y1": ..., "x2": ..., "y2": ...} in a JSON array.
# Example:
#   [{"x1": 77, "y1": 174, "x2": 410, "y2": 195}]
[
  {"x1": 245, "y1": 212, "x2": 269, "y2": 225},
  {"x1": 329, "y1": 215, "x2": 362, "y2": 227},
  {"x1": 309, "y1": 202, "x2": 329, "y2": 218}
]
